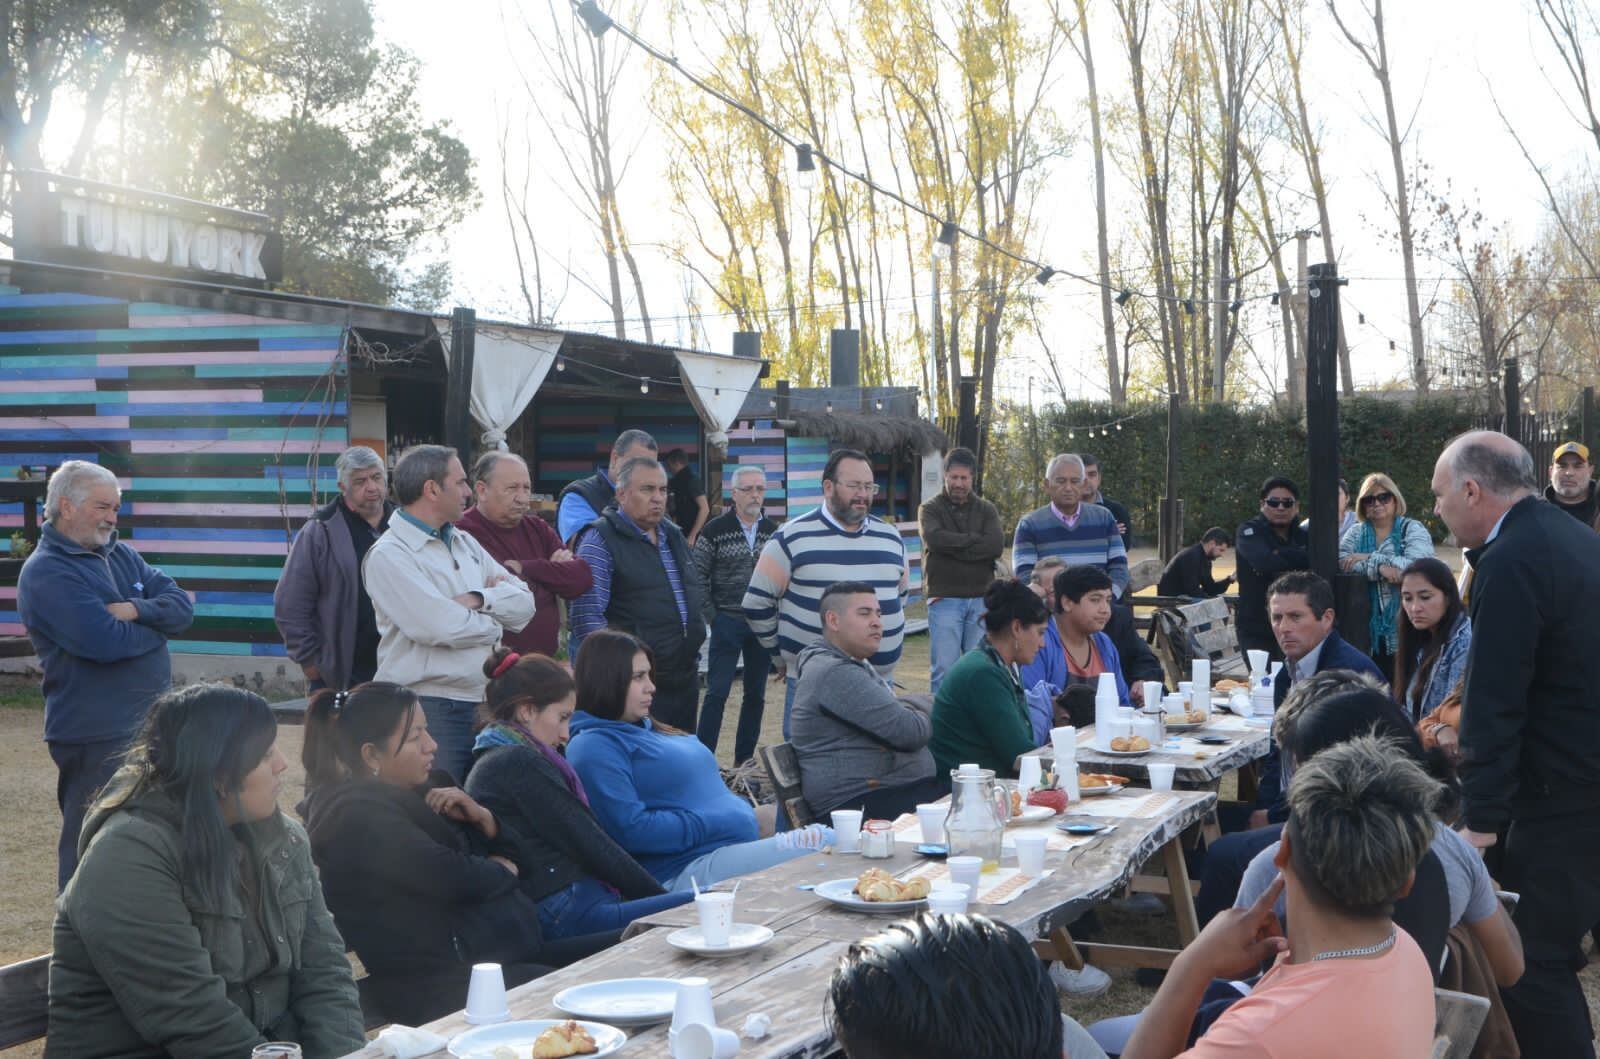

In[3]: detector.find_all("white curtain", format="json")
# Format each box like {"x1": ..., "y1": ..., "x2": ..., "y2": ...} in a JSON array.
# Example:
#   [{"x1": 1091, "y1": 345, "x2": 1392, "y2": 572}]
[
  {"x1": 437, "y1": 319, "x2": 561, "y2": 451},
  {"x1": 673, "y1": 348, "x2": 766, "y2": 452}
]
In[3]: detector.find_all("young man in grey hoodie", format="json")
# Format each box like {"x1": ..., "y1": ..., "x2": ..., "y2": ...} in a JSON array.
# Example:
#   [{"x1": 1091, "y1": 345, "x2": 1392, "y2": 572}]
[{"x1": 790, "y1": 582, "x2": 946, "y2": 819}]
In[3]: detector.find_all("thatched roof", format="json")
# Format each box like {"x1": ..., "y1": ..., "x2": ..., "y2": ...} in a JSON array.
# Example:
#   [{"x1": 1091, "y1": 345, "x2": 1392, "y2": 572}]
[{"x1": 784, "y1": 410, "x2": 948, "y2": 454}]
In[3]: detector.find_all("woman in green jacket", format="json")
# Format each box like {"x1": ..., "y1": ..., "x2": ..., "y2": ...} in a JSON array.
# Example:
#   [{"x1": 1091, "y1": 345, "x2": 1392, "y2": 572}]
[
  {"x1": 46, "y1": 684, "x2": 365, "y2": 1059},
  {"x1": 929, "y1": 579, "x2": 1051, "y2": 778}
]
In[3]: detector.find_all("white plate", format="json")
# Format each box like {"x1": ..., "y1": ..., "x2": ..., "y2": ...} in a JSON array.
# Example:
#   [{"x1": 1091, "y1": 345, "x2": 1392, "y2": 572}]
[
  {"x1": 666, "y1": 922, "x2": 775, "y2": 957},
  {"x1": 1166, "y1": 719, "x2": 1208, "y2": 731},
  {"x1": 1098, "y1": 745, "x2": 1153, "y2": 756},
  {"x1": 1076, "y1": 781, "x2": 1127, "y2": 797},
  {"x1": 552, "y1": 978, "x2": 680, "y2": 1025},
  {"x1": 449, "y1": 1019, "x2": 627, "y2": 1058},
  {"x1": 1006, "y1": 805, "x2": 1057, "y2": 826},
  {"x1": 813, "y1": 876, "x2": 928, "y2": 913}
]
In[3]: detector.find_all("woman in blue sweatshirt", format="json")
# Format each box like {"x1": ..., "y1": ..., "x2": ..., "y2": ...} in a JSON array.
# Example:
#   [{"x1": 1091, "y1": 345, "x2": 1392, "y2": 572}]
[{"x1": 566, "y1": 630, "x2": 830, "y2": 889}]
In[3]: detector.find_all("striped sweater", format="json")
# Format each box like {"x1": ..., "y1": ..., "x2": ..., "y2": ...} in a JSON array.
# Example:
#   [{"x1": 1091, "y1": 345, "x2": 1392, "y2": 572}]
[
  {"x1": 741, "y1": 507, "x2": 909, "y2": 674},
  {"x1": 1011, "y1": 502, "x2": 1129, "y2": 596}
]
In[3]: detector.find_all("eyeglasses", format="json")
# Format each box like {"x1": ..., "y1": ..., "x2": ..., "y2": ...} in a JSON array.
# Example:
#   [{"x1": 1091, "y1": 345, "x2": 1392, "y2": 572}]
[
  {"x1": 1262, "y1": 498, "x2": 1296, "y2": 509},
  {"x1": 833, "y1": 480, "x2": 880, "y2": 496},
  {"x1": 1362, "y1": 492, "x2": 1395, "y2": 507}
]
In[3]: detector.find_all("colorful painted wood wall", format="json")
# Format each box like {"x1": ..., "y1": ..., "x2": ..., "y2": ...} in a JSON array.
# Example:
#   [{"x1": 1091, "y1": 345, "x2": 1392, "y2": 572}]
[
  {"x1": 525, "y1": 398, "x2": 702, "y2": 499},
  {"x1": 0, "y1": 289, "x2": 346, "y2": 658}
]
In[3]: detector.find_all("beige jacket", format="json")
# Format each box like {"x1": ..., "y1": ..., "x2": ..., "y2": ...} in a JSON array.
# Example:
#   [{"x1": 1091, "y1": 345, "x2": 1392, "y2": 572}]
[{"x1": 363, "y1": 512, "x2": 535, "y2": 701}]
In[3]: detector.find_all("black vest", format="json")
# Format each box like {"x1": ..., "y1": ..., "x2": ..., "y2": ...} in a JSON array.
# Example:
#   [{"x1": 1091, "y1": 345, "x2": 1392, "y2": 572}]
[
  {"x1": 588, "y1": 509, "x2": 706, "y2": 688},
  {"x1": 559, "y1": 472, "x2": 614, "y2": 519}
]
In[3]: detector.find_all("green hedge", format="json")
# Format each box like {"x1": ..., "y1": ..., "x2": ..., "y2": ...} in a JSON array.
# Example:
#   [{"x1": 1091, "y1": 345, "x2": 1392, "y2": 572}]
[{"x1": 982, "y1": 397, "x2": 1479, "y2": 544}]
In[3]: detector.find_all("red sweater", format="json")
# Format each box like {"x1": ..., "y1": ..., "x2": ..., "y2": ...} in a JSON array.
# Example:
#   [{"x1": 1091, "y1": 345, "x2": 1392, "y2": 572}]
[{"x1": 457, "y1": 508, "x2": 594, "y2": 656}]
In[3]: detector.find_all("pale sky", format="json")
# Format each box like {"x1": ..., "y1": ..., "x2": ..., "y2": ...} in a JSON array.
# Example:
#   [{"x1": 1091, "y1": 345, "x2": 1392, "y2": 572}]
[{"x1": 377, "y1": 0, "x2": 1589, "y2": 405}]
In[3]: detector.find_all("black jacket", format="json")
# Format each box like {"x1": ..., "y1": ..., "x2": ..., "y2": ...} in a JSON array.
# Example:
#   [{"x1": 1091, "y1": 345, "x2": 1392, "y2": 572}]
[
  {"x1": 1095, "y1": 494, "x2": 1135, "y2": 551},
  {"x1": 1158, "y1": 542, "x2": 1233, "y2": 598},
  {"x1": 590, "y1": 508, "x2": 708, "y2": 690},
  {"x1": 1233, "y1": 514, "x2": 1309, "y2": 651},
  {"x1": 558, "y1": 473, "x2": 615, "y2": 542},
  {"x1": 1544, "y1": 480, "x2": 1600, "y2": 527},
  {"x1": 1106, "y1": 603, "x2": 1165, "y2": 687},
  {"x1": 466, "y1": 744, "x2": 668, "y2": 903},
  {"x1": 299, "y1": 774, "x2": 543, "y2": 1018},
  {"x1": 1460, "y1": 495, "x2": 1600, "y2": 831}
]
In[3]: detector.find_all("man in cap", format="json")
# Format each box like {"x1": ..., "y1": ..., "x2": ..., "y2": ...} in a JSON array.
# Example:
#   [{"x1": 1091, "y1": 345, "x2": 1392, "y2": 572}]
[{"x1": 1545, "y1": 440, "x2": 1598, "y2": 526}]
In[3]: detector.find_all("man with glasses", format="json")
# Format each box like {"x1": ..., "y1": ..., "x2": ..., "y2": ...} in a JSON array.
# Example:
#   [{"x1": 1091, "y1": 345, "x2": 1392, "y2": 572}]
[
  {"x1": 744, "y1": 448, "x2": 909, "y2": 738},
  {"x1": 1235, "y1": 476, "x2": 1310, "y2": 660},
  {"x1": 692, "y1": 465, "x2": 777, "y2": 763},
  {"x1": 918, "y1": 447, "x2": 1006, "y2": 694},
  {"x1": 1544, "y1": 440, "x2": 1599, "y2": 526},
  {"x1": 1012, "y1": 453, "x2": 1129, "y2": 597}
]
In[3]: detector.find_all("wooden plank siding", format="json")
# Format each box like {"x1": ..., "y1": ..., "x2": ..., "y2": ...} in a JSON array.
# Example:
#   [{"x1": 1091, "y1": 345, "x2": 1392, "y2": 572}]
[{"x1": 0, "y1": 288, "x2": 347, "y2": 655}]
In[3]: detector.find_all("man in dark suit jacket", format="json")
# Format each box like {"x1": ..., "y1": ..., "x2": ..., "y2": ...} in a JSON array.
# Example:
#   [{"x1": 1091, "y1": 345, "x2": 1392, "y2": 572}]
[
  {"x1": 1434, "y1": 430, "x2": 1600, "y2": 1056},
  {"x1": 1250, "y1": 570, "x2": 1385, "y2": 827}
]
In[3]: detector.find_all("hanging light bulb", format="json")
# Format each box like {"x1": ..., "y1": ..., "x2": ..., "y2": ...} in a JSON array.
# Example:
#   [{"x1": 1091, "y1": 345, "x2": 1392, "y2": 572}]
[
  {"x1": 874, "y1": 398, "x2": 884, "y2": 411},
  {"x1": 768, "y1": 396, "x2": 777, "y2": 410},
  {"x1": 1182, "y1": 299, "x2": 1195, "y2": 316},
  {"x1": 1036, "y1": 267, "x2": 1055, "y2": 285},
  {"x1": 555, "y1": 356, "x2": 566, "y2": 372},
  {"x1": 1270, "y1": 291, "x2": 1281, "y2": 306},
  {"x1": 932, "y1": 221, "x2": 958, "y2": 263},
  {"x1": 639, "y1": 377, "x2": 650, "y2": 394},
  {"x1": 1116, "y1": 422, "x2": 1123, "y2": 431},
  {"x1": 795, "y1": 143, "x2": 817, "y2": 190},
  {"x1": 1068, "y1": 430, "x2": 1076, "y2": 440},
  {"x1": 825, "y1": 401, "x2": 834, "y2": 414},
  {"x1": 1115, "y1": 288, "x2": 1133, "y2": 306}
]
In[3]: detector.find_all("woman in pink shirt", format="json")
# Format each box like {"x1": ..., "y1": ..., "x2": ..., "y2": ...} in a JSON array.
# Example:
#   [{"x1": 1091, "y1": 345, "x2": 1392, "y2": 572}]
[{"x1": 1123, "y1": 736, "x2": 1440, "y2": 1059}]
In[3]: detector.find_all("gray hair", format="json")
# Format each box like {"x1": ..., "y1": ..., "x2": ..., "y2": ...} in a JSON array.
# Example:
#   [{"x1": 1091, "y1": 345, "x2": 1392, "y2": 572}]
[
  {"x1": 1446, "y1": 432, "x2": 1537, "y2": 497},
  {"x1": 1045, "y1": 453, "x2": 1084, "y2": 479},
  {"x1": 1273, "y1": 668, "x2": 1386, "y2": 746},
  {"x1": 45, "y1": 460, "x2": 119, "y2": 521},
  {"x1": 471, "y1": 450, "x2": 525, "y2": 486},
  {"x1": 1285, "y1": 735, "x2": 1437, "y2": 917},
  {"x1": 731, "y1": 465, "x2": 766, "y2": 487},
  {"x1": 615, "y1": 455, "x2": 665, "y2": 490},
  {"x1": 392, "y1": 444, "x2": 458, "y2": 505},
  {"x1": 335, "y1": 446, "x2": 384, "y2": 489},
  {"x1": 611, "y1": 429, "x2": 658, "y2": 458}
]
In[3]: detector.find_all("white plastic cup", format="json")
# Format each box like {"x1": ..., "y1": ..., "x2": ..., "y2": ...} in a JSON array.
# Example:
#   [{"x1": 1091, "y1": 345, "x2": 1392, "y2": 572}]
[
  {"x1": 1191, "y1": 658, "x2": 1211, "y2": 688},
  {"x1": 1246, "y1": 649, "x2": 1269, "y2": 675},
  {"x1": 671, "y1": 976, "x2": 717, "y2": 1035},
  {"x1": 1013, "y1": 832, "x2": 1049, "y2": 876},
  {"x1": 695, "y1": 891, "x2": 735, "y2": 947},
  {"x1": 1017, "y1": 754, "x2": 1043, "y2": 793},
  {"x1": 251, "y1": 1046, "x2": 303, "y2": 1059},
  {"x1": 926, "y1": 884, "x2": 970, "y2": 914},
  {"x1": 1050, "y1": 725, "x2": 1075, "y2": 761},
  {"x1": 1161, "y1": 692, "x2": 1186, "y2": 715},
  {"x1": 463, "y1": 962, "x2": 509, "y2": 1024},
  {"x1": 831, "y1": 809, "x2": 863, "y2": 853},
  {"x1": 1148, "y1": 762, "x2": 1177, "y2": 792},
  {"x1": 916, "y1": 803, "x2": 948, "y2": 845},
  {"x1": 1141, "y1": 680, "x2": 1164, "y2": 711},
  {"x1": 674, "y1": 1021, "x2": 741, "y2": 1059},
  {"x1": 947, "y1": 855, "x2": 983, "y2": 896}
]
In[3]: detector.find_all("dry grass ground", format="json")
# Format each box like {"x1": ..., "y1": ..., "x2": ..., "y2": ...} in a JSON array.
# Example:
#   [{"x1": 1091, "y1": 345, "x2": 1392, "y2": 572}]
[{"x1": 5, "y1": 563, "x2": 1599, "y2": 1052}]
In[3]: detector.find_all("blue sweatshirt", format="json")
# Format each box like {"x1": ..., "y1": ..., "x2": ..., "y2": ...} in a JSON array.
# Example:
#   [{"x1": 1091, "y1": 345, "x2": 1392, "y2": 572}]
[
  {"x1": 566, "y1": 711, "x2": 758, "y2": 883},
  {"x1": 17, "y1": 524, "x2": 194, "y2": 744}
]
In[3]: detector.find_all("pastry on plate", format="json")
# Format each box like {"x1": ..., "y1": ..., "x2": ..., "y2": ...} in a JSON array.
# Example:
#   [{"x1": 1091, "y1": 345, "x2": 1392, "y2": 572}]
[
  {"x1": 854, "y1": 868, "x2": 928, "y2": 902},
  {"x1": 1110, "y1": 735, "x2": 1151, "y2": 752},
  {"x1": 532, "y1": 1020, "x2": 599, "y2": 1058},
  {"x1": 1077, "y1": 772, "x2": 1127, "y2": 790}
]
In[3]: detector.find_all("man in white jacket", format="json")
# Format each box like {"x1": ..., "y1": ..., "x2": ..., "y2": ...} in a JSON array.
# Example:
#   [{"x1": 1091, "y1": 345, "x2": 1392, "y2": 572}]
[{"x1": 363, "y1": 444, "x2": 535, "y2": 780}]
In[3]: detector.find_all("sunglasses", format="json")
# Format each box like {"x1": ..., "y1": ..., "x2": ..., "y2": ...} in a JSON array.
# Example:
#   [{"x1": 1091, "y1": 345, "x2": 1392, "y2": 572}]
[
  {"x1": 1362, "y1": 492, "x2": 1395, "y2": 507},
  {"x1": 1262, "y1": 498, "x2": 1296, "y2": 509}
]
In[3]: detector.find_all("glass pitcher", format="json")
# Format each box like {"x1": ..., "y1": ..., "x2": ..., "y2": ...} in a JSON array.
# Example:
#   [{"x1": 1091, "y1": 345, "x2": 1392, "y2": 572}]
[{"x1": 945, "y1": 765, "x2": 1009, "y2": 872}]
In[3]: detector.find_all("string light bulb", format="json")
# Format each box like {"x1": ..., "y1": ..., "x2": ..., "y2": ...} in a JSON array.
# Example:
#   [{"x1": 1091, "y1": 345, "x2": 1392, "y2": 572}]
[
  {"x1": 1115, "y1": 289, "x2": 1132, "y2": 306},
  {"x1": 575, "y1": 0, "x2": 613, "y2": 37},
  {"x1": 1036, "y1": 267, "x2": 1055, "y2": 285},
  {"x1": 639, "y1": 377, "x2": 650, "y2": 394},
  {"x1": 932, "y1": 221, "x2": 958, "y2": 262},
  {"x1": 795, "y1": 143, "x2": 817, "y2": 190},
  {"x1": 555, "y1": 357, "x2": 566, "y2": 372}
]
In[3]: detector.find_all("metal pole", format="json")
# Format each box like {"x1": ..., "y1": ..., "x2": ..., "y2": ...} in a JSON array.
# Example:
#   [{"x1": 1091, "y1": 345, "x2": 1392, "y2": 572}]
[
  {"x1": 446, "y1": 307, "x2": 476, "y2": 461},
  {"x1": 1305, "y1": 263, "x2": 1343, "y2": 586},
  {"x1": 1213, "y1": 236, "x2": 1227, "y2": 401},
  {"x1": 1583, "y1": 386, "x2": 1595, "y2": 455},
  {"x1": 1160, "y1": 392, "x2": 1182, "y2": 563},
  {"x1": 1502, "y1": 358, "x2": 1520, "y2": 444}
]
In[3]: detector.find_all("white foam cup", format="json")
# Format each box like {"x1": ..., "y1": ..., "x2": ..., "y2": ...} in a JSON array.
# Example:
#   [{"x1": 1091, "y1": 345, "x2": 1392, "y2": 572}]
[
  {"x1": 671, "y1": 976, "x2": 717, "y2": 1035},
  {"x1": 831, "y1": 809, "x2": 863, "y2": 853},
  {"x1": 1017, "y1": 755, "x2": 1043, "y2": 792},
  {"x1": 695, "y1": 891, "x2": 735, "y2": 947},
  {"x1": 916, "y1": 803, "x2": 948, "y2": 845},
  {"x1": 674, "y1": 1021, "x2": 740, "y2": 1059},
  {"x1": 1013, "y1": 833, "x2": 1049, "y2": 876},
  {"x1": 926, "y1": 884, "x2": 971, "y2": 914},
  {"x1": 1148, "y1": 763, "x2": 1177, "y2": 792},
  {"x1": 463, "y1": 963, "x2": 509, "y2": 1024},
  {"x1": 947, "y1": 855, "x2": 983, "y2": 895}
]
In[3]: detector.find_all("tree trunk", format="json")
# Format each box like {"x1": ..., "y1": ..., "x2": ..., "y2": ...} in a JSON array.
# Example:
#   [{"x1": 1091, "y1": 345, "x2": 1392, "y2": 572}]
[{"x1": 1076, "y1": 0, "x2": 1124, "y2": 406}]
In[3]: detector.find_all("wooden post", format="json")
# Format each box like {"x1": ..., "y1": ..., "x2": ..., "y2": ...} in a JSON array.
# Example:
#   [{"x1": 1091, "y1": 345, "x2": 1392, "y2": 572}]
[
  {"x1": 1502, "y1": 359, "x2": 1520, "y2": 444},
  {"x1": 1583, "y1": 386, "x2": 1595, "y2": 456},
  {"x1": 1159, "y1": 393, "x2": 1182, "y2": 563},
  {"x1": 775, "y1": 379, "x2": 791, "y2": 418},
  {"x1": 445, "y1": 307, "x2": 476, "y2": 461},
  {"x1": 1305, "y1": 263, "x2": 1343, "y2": 586}
]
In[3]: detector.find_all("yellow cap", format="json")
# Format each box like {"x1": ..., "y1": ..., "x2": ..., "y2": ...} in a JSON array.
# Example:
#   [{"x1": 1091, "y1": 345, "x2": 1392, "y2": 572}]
[{"x1": 1554, "y1": 441, "x2": 1590, "y2": 463}]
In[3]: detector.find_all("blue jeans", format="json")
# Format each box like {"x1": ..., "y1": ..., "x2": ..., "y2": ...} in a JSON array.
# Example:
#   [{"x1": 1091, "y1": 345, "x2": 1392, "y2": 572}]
[
  {"x1": 538, "y1": 878, "x2": 693, "y2": 940},
  {"x1": 781, "y1": 675, "x2": 798, "y2": 740},
  {"x1": 696, "y1": 613, "x2": 772, "y2": 763},
  {"x1": 50, "y1": 737, "x2": 130, "y2": 891},
  {"x1": 417, "y1": 695, "x2": 478, "y2": 783},
  {"x1": 667, "y1": 834, "x2": 820, "y2": 891},
  {"x1": 927, "y1": 596, "x2": 986, "y2": 695}
]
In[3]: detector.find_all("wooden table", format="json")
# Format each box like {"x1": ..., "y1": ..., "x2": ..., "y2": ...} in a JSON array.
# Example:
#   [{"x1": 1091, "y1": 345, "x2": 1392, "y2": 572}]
[
  {"x1": 1021, "y1": 711, "x2": 1271, "y2": 786},
  {"x1": 340, "y1": 790, "x2": 1216, "y2": 1059}
]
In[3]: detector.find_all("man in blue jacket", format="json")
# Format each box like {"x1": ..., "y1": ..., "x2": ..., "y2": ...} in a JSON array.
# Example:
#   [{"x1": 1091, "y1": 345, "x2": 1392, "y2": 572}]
[{"x1": 17, "y1": 461, "x2": 193, "y2": 888}]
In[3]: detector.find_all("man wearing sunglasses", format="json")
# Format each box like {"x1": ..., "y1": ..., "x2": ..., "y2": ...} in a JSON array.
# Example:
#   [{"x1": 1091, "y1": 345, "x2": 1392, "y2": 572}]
[{"x1": 1234, "y1": 476, "x2": 1310, "y2": 661}]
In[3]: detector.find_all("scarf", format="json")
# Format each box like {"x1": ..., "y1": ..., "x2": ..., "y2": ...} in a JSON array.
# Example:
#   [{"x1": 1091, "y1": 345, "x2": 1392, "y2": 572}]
[
  {"x1": 474, "y1": 721, "x2": 590, "y2": 807},
  {"x1": 1354, "y1": 516, "x2": 1409, "y2": 654}
]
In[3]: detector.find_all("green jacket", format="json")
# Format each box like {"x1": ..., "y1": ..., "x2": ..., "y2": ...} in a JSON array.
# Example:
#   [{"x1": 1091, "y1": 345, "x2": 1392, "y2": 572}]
[
  {"x1": 46, "y1": 778, "x2": 365, "y2": 1059},
  {"x1": 929, "y1": 639, "x2": 1036, "y2": 778}
]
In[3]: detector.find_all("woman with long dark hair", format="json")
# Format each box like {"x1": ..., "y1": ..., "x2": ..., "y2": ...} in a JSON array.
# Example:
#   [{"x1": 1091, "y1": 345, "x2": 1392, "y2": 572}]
[
  {"x1": 299, "y1": 681, "x2": 615, "y2": 1024},
  {"x1": 1392, "y1": 556, "x2": 1471, "y2": 723},
  {"x1": 466, "y1": 647, "x2": 692, "y2": 939},
  {"x1": 47, "y1": 684, "x2": 364, "y2": 1058},
  {"x1": 566, "y1": 629, "x2": 831, "y2": 890}
]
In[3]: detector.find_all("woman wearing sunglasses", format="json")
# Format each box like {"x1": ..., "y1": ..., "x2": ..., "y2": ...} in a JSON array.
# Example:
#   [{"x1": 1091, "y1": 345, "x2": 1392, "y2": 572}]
[{"x1": 1339, "y1": 473, "x2": 1435, "y2": 677}]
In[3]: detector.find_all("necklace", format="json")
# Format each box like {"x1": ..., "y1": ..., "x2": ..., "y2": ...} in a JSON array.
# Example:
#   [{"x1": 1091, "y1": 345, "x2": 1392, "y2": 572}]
[{"x1": 1311, "y1": 930, "x2": 1396, "y2": 962}]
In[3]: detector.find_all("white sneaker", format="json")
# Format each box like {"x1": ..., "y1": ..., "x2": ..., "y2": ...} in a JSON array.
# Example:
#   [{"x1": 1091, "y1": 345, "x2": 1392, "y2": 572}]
[
  {"x1": 1110, "y1": 892, "x2": 1167, "y2": 915},
  {"x1": 1050, "y1": 961, "x2": 1111, "y2": 997}
]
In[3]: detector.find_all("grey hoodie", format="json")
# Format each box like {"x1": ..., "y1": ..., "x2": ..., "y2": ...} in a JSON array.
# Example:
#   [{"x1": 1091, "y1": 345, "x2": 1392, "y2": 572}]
[{"x1": 790, "y1": 640, "x2": 935, "y2": 816}]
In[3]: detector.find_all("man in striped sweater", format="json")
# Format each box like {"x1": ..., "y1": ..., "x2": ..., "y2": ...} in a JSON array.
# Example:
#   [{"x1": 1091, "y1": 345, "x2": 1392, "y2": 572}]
[
  {"x1": 1012, "y1": 453, "x2": 1129, "y2": 598},
  {"x1": 743, "y1": 448, "x2": 909, "y2": 738}
]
